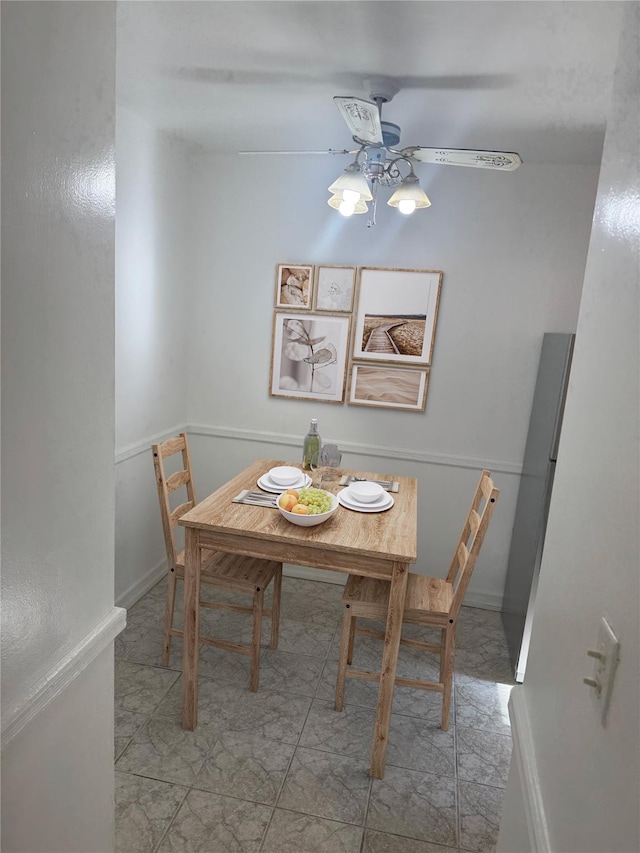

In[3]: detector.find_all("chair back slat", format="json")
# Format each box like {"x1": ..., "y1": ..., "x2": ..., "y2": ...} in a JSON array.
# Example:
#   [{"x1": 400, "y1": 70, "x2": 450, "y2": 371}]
[
  {"x1": 157, "y1": 434, "x2": 187, "y2": 458},
  {"x1": 170, "y1": 500, "x2": 195, "y2": 528},
  {"x1": 445, "y1": 470, "x2": 499, "y2": 620},
  {"x1": 152, "y1": 432, "x2": 197, "y2": 570},
  {"x1": 166, "y1": 469, "x2": 191, "y2": 493},
  {"x1": 480, "y1": 475, "x2": 496, "y2": 501}
]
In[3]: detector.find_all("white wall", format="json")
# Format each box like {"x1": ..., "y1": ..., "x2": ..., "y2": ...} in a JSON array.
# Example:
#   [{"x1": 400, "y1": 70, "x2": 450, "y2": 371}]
[
  {"x1": 182, "y1": 151, "x2": 599, "y2": 604},
  {"x1": 497, "y1": 5, "x2": 639, "y2": 851},
  {"x1": 115, "y1": 107, "x2": 191, "y2": 450},
  {"x1": 1, "y1": 3, "x2": 123, "y2": 851},
  {"x1": 115, "y1": 106, "x2": 192, "y2": 605}
]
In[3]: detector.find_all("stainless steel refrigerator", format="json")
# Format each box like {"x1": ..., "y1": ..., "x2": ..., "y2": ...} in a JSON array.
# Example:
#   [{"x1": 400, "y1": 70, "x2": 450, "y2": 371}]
[{"x1": 502, "y1": 332, "x2": 575, "y2": 682}]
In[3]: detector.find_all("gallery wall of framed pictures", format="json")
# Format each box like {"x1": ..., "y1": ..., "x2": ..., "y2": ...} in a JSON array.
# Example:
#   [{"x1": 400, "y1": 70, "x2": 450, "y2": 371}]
[{"x1": 269, "y1": 263, "x2": 443, "y2": 411}]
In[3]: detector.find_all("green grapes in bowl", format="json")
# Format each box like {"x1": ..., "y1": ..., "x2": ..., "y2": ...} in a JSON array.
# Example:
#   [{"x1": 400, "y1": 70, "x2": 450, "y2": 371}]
[
  {"x1": 277, "y1": 487, "x2": 339, "y2": 527},
  {"x1": 297, "y1": 486, "x2": 334, "y2": 514}
]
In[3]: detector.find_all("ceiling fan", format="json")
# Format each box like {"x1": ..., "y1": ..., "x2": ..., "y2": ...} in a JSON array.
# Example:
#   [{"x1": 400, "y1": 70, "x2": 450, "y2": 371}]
[{"x1": 240, "y1": 77, "x2": 522, "y2": 227}]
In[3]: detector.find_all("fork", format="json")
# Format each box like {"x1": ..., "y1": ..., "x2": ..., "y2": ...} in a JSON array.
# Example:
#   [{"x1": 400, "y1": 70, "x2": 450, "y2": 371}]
[{"x1": 351, "y1": 476, "x2": 392, "y2": 487}]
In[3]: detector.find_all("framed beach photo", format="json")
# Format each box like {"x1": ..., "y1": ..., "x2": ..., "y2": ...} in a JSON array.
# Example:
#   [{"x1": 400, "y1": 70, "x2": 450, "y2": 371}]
[
  {"x1": 348, "y1": 363, "x2": 430, "y2": 412},
  {"x1": 314, "y1": 265, "x2": 356, "y2": 313},
  {"x1": 352, "y1": 267, "x2": 443, "y2": 366},
  {"x1": 270, "y1": 312, "x2": 351, "y2": 403},
  {"x1": 275, "y1": 264, "x2": 314, "y2": 310}
]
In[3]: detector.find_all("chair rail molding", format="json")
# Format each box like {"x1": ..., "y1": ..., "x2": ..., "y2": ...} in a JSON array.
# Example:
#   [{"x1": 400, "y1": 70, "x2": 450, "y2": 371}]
[
  {"x1": 1, "y1": 607, "x2": 127, "y2": 749},
  {"x1": 508, "y1": 686, "x2": 552, "y2": 853},
  {"x1": 115, "y1": 424, "x2": 189, "y2": 465},
  {"x1": 115, "y1": 422, "x2": 522, "y2": 475},
  {"x1": 187, "y1": 422, "x2": 523, "y2": 476}
]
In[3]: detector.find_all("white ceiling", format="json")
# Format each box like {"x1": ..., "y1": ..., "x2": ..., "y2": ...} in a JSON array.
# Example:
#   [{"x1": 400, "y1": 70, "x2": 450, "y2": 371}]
[{"x1": 116, "y1": 1, "x2": 623, "y2": 165}]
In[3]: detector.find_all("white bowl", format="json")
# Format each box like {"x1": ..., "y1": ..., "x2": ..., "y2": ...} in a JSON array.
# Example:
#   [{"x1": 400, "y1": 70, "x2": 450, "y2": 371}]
[
  {"x1": 347, "y1": 480, "x2": 385, "y2": 503},
  {"x1": 268, "y1": 465, "x2": 302, "y2": 486},
  {"x1": 277, "y1": 491, "x2": 339, "y2": 527}
]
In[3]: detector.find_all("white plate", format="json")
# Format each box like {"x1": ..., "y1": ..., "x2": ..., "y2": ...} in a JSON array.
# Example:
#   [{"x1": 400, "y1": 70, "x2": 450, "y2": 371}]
[
  {"x1": 257, "y1": 472, "x2": 312, "y2": 494},
  {"x1": 337, "y1": 488, "x2": 394, "y2": 513}
]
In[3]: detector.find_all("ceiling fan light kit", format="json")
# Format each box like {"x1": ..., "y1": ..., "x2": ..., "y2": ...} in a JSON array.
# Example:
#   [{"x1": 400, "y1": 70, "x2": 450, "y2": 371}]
[
  {"x1": 327, "y1": 163, "x2": 374, "y2": 202},
  {"x1": 327, "y1": 194, "x2": 369, "y2": 216},
  {"x1": 240, "y1": 77, "x2": 522, "y2": 229},
  {"x1": 387, "y1": 173, "x2": 431, "y2": 213}
]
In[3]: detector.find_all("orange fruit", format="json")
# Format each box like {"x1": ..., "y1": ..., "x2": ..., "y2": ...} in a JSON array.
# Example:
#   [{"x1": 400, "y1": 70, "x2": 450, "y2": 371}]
[
  {"x1": 291, "y1": 504, "x2": 309, "y2": 515},
  {"x1": 279, "y1": 494, "x2": 297, "y2": 512},
  {"x1": 284, "y1": 488, "x2": 299, "y2": 500}
]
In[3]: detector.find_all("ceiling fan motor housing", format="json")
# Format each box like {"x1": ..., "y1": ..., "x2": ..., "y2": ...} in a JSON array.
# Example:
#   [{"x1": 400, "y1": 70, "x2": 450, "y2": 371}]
[{"x1": 381, "y1": 121, "x2": 401, "y2": 148}]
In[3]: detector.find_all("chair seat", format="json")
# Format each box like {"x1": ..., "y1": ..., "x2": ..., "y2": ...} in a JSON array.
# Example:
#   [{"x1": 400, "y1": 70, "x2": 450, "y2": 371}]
[
  {"x1": 344, "y1": 573, "x2": 453, "y2": 622},
  {"x1": 175, "y1": 549, "x2": 281, "y2": 592}
]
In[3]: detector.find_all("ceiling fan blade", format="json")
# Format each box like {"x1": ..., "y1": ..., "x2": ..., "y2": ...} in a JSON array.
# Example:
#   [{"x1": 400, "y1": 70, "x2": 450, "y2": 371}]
[
  {"x1": 406, "y1": 147, "x2": 522, "y2": 171},
  {"x1": 334, "y1": 96, "x2": 383, "y2": 146},
  {"x1": 238, "y1": 149, "x2": 356, "y2": 156}
]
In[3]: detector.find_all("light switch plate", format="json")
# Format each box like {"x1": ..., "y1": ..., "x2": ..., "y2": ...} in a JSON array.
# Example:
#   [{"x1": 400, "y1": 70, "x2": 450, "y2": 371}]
[{"x1": 591, "y1": 617, "x2": 620, "y2": 726}]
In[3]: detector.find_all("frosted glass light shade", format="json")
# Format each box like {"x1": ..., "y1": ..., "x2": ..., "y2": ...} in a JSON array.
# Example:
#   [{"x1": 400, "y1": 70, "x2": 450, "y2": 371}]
[
  {"x1": 327, "y1": 194, "x2": 368, "y2": 214},
  {"x1": 387, "y1": 176, "x2": 431, "y2": 210},
  {"x1": 328, "y1": 168, "x2": 373, "y2": 202}
]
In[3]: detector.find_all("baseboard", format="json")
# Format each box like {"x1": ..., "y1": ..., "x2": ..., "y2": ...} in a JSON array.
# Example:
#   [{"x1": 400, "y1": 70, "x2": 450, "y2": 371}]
[
  {"x1": 283, "y1": 564, "x2": 347, "y2": 585},
  {"x1": 508, "y1": 687, "x2": 552, "y2": 853},
  {"x1": 283, "y1": 567, "x2": 503, "y2": 610},
  {"x1": 463, "y1": 589, "x2": 503, "y2": 611},
  {"x1": 116, "y1": 557, "x2": 167, "y2": 610},
  {"x1": 1, "y1": 607, "x2": 127, "y2": 748}
]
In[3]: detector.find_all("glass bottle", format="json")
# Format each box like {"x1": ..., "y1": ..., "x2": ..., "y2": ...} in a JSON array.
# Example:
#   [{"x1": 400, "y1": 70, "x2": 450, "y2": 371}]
[{"x1": 302, "y1": 419, "x2": 321, "y2": 470}]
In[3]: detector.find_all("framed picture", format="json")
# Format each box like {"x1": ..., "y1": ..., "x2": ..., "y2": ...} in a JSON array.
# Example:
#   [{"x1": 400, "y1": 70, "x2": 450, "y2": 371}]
[
  {"x1": 270, "y1": 312, "x2": 351, "y2": 403},
  {"x1": 348, "y1": 363, "x2": 430, "y2": 412},
  {"x1": 314, "y1": 265, "x2": 356, "y2": 312},
  {"x1": 352, "y1": 267, "x2": 443, "y2": 366},
  {"x1": 275, "y1": 264, "x2": 314, "y2": 310}
]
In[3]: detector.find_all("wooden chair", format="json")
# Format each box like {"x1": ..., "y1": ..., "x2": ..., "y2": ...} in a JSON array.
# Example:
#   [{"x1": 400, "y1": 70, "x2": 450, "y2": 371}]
[
  {"x1": 335, "y1": 469, "x2": 499, "y2": 730},
  {"x1": 152, "y1": 433, "x2": 282, "y2": 691}
]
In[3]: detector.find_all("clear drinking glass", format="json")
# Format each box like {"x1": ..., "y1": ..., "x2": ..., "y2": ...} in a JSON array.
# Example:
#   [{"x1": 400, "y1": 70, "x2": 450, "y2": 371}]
[
  {"x1": 320, "y1": 444, "x2": 342, "y2": 467},
  {"x1": 317, "y1": 444, "x2": 343, "y2": 490}
]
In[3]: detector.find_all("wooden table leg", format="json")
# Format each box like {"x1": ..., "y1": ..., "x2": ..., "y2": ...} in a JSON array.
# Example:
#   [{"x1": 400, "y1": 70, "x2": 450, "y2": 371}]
[
  {"x1": 370, "y1": 560, "x2": 408, "y2": 778},
  {"x1": 181, "y1": 527, "x2": 201, "y2": 730}
]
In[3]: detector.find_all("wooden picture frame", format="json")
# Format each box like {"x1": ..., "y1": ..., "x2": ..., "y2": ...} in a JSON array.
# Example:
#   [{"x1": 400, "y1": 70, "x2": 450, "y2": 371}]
[
  {"x1": 269, "y1": 312, "x2": 351, "y2": 403},
  {"x1": 314, "y1": 265, "x2": 356, "y2": 313},
  {"x1": 275, "y1": 263, "x2": 314, "y2": 310},
  {"x1": 347, "y1": 362, "x2": 430, "y2": 412},
  {"x1": 352, "y1": 267, "x2": 443, "y2": 366}
]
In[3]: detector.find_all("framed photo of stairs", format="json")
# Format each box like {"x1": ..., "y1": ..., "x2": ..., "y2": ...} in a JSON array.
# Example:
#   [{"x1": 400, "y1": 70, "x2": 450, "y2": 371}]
[{"x1": 351, "y1": 267, "x2": 442, "y2": 366}]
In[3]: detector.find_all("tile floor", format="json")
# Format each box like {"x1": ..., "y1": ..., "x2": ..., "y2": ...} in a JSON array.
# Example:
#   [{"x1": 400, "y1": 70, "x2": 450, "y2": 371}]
[{"x1": 114, "y1": 576, "x2": 515, "y2": 853}]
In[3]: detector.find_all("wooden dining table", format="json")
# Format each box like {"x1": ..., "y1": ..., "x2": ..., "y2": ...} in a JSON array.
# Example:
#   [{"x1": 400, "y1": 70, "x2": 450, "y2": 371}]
[{"x1": 178, "y1": 458, "x2": 418, "y2": 778}]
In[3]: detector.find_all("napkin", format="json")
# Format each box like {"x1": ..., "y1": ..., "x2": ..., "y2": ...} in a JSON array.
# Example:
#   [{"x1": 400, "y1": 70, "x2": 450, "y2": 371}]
[
  {"x1": 339, "y1": 476, "x2": 399, "y2": 493},
  {"x1": 232, "y1": 489, "x2": 278, "y2": 508}
]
